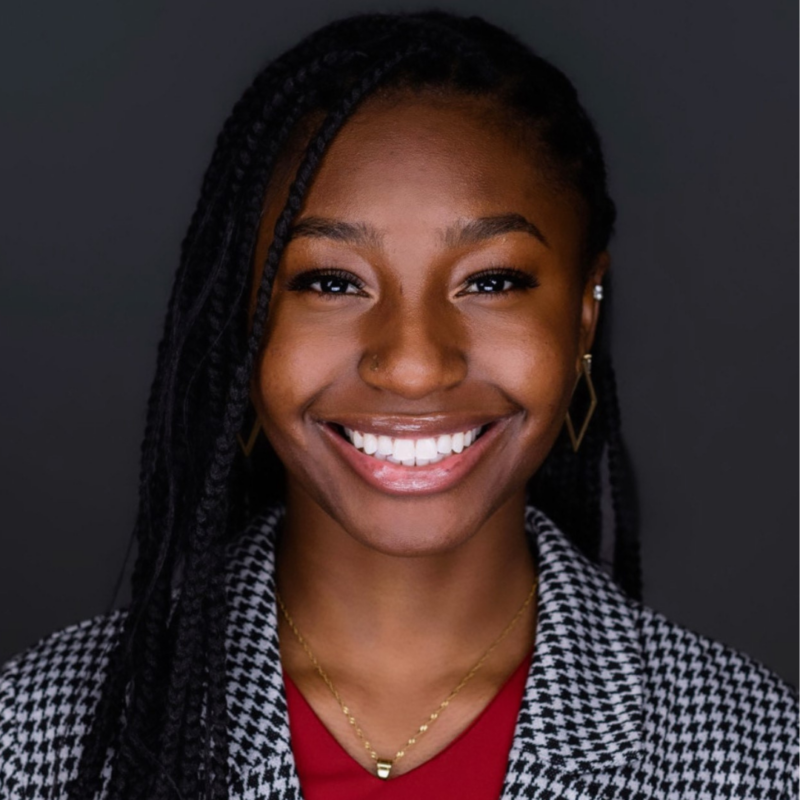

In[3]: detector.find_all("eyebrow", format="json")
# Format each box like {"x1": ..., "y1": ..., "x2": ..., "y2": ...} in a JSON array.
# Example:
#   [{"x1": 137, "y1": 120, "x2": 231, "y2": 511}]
[
  {"x1": 288, "y1": 217, "x2": 382, "y2": 248},
  {"x1": 443, "y1": 214, "x2": 549, "y2": 249},
  {"x1": 288, "y1": 212, "x2": 548, "y2": 249}
]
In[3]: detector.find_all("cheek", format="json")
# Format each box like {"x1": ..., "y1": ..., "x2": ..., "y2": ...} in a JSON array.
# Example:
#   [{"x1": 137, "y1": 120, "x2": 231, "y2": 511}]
[
  {"x1": 468, "y1": 308, "x2": 579, "y2": 416},
  {"x1": 254, "y1": 302, "x2": 353, "y2": 429}
]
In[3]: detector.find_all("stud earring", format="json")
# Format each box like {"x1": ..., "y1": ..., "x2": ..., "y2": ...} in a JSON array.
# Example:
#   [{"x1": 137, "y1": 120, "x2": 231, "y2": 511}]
[
  {"x1": 592, "y1": 284, "x2": 604, "y2": 301},
  {"x1": 237, "y1": 416, "x2": 262, "y2": 458},
  {"x1": 564, "y1": 354, "x2": 597, "y2": 452}
]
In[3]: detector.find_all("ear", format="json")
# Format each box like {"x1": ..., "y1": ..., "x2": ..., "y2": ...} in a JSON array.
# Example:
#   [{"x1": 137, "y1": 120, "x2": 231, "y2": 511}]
[{"x1": 577, "y1": 250, "x2": 610, "y2": 366}]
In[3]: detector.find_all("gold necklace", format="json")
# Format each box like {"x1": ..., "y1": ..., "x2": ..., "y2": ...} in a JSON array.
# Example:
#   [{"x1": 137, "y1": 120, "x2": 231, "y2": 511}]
[{"x1": 275, "y1": 578, "x2": 537, "y2": 780}]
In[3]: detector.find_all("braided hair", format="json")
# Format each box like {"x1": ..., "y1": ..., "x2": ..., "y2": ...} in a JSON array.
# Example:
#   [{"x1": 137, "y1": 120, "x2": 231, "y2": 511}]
[{"x1": 69, "y1": 11, "x2": 641, "y2": 799}]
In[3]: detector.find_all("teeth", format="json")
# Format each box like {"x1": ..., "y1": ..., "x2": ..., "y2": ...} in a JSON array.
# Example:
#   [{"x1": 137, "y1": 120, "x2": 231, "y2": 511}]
[
  {"x1": 415, "y1": 438, "x2": 438, "y2": 460},
  {"x1": 363, "y1": 433, "x2": 378, "y2": 455},
  {"x1": 377, "y1": 436, "x2": 394, "y2": 456},
  {"x1": 392, "y1": 439, "x2": 415, "y2": 461},
  {"x1": 339, "y1": 425, "x2": 485, "y2": 467}
]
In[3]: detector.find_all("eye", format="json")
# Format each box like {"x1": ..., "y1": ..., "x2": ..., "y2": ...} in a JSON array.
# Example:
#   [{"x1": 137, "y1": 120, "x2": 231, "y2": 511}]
[
  {"x1": 285, "y1": 268, "x2": 367, "y2": 297},
  {"x1": 457, "y1": 267, "x2": 539, "y2": 296}
]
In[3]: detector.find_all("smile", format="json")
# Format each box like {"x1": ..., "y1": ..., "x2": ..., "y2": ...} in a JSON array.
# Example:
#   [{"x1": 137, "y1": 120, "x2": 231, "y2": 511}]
[
  {"x1": 340, "y1": 425, "x2": 485, "y2": 466},
  {"x1": 318, "y1": 417, "x2": 511, "y2": 496}
]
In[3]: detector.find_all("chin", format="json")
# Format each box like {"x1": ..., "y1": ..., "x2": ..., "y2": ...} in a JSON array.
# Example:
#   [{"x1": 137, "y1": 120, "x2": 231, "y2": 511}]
[
  {"x1": 325, "y1": 489, "x2": 517, "y2": 559},
  {"x1": 348, "y1": 523, "x2": 474, "y2": 558}
]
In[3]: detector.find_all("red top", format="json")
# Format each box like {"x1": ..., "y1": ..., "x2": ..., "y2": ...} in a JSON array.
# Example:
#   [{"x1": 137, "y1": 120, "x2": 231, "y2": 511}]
[{"x1": 284, "y1": 649, "x2": 532, "y2": 800}]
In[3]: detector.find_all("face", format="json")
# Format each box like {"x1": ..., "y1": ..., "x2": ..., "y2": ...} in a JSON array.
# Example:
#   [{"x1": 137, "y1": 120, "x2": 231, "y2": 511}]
[{"x1": 250, "y1": 93, "x2": 606, "y2": 556}]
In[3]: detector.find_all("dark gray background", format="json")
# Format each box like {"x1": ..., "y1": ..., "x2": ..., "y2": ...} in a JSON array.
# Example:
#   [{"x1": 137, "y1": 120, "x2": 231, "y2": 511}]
[{"x1": 1, "y1": 1, "x2": 797, "y2": 684}]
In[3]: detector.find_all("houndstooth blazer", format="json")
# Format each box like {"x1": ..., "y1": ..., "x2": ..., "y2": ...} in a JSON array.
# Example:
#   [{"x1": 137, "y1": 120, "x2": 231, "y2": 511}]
[{"x1": 1, "y1": 506, "x2": 797, "y2": 799}]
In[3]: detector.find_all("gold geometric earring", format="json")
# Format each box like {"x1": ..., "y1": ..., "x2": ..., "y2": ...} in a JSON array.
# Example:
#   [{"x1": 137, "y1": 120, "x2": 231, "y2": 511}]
[
  {"x1": 237, "y1": 416, "x2": 262, "y2": 458},
  {"x1": 564, "y1": 353, "x2": 598, "y2": 453}
]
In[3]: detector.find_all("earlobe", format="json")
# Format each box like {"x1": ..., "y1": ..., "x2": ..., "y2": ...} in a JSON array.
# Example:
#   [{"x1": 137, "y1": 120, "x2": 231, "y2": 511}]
[{"x1": 580, "y1": 250, "x2": 610, "y2": 356}]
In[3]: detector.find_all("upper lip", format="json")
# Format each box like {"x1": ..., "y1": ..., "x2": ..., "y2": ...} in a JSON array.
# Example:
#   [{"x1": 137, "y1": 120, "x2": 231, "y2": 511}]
[{"x1": 316, "y1": 413, "x2": 514, "y2": 438}]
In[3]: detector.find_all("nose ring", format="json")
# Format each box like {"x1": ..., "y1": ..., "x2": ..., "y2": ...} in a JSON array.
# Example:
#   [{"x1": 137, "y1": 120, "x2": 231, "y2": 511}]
[{"x1": 370, "y1": 354, "x2": 380, "y2": 371}]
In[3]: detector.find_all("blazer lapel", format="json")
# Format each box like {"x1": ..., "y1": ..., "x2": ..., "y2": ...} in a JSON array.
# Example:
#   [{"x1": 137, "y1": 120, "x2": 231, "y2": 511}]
[
  {"x1": 501, "y1": 508, "x2": 645, "y2": 797},
  {"x1": 224, "y1": 505, "x2": 303, "y2": 799}
]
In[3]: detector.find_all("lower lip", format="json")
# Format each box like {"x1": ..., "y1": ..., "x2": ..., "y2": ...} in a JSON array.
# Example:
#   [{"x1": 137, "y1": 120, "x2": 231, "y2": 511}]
[{"x1": 318, "y1": 419, "x2": 510, "y2": 496}]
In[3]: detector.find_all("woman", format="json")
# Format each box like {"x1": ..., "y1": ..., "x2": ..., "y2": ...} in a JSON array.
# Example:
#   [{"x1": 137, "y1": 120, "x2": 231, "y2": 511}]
[{"x1": 0, "y1": 10, "x2": 796, "y2": 800}]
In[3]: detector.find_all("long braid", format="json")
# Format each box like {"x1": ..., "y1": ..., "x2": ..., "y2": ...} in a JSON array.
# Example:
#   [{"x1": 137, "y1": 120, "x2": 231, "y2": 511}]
[
  {"x1": 577, "y1": 416, "x2": 605, "y2": 563},
  {"x1": 603, "y1": 360, "x2": 642, "y2": 600},
  {"x1": 74, "y1": 12, "x2": 642, "y2": 798},
  {"x1": 102, "y1": 232, "x2": 200, "y2": 763},
  {"x1": 203, "y1": 546, "x2": 230, "y2": 800}
]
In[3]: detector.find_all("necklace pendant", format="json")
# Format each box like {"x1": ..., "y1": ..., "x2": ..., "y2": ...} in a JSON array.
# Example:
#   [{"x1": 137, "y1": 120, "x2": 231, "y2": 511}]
[{"x1": 376, "y1": 759, "x2": 393, "y2": 779}]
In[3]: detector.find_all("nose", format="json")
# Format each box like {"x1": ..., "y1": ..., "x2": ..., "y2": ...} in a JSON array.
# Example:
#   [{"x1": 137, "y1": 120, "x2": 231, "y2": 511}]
[{"x1": 358, "y1": 299, "x2": 468, "y2": 399}]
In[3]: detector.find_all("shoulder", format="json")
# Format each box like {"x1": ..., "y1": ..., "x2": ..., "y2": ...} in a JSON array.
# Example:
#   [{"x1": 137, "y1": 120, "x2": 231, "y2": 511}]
[
  {"x1": 0, "y1": 610, "x2": 126, "y2": 798},
  {"x1": 527, "y1": 505, "x2": 798, "y2": 794},
  {"x1": 634, "y1": 602, "x2": 798, "y2": 788}
]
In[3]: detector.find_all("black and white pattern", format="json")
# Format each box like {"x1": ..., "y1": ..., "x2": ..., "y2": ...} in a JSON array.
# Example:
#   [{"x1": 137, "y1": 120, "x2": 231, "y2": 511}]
[{"x1": 1, "y1": 506, "x2": 797, "y2": 798}]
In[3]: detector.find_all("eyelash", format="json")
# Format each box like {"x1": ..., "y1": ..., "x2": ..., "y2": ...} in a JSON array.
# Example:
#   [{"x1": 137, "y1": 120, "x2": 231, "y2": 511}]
[
  {"x1": 457, "y1": 267, "x2": 539, "y2": 295},
  {"x1": 286, "y1": 267, "x2": 539, "y2": 297},
  {"x1": 285, "y1": 268, "x2": 366, "y2": 298}
]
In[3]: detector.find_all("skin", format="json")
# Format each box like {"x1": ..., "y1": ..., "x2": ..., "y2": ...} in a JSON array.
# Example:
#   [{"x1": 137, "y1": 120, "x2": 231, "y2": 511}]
[{"x1": 249, "y1": 92, "x2": 607, "y2": 777}]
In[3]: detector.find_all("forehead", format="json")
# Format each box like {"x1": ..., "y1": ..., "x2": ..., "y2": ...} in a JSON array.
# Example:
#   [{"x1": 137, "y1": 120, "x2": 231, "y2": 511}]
[{"x1": 266, "y1": 93, "x2": 586, "y2": 258}]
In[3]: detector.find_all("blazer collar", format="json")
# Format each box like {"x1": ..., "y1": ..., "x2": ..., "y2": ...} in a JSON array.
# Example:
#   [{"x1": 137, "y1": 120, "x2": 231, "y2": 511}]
[
  {"x1": 223, "y1": 505, "x2": 644, "y2": 792},
  {"x1": 505, "y1": 507, "x2": 644, "y2": 779}
]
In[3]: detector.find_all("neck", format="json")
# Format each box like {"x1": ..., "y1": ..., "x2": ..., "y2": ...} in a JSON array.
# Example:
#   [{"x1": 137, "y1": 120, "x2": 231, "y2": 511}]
[{"x1": 274, "y1": 489, "x2": 537, "y2": 680}]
